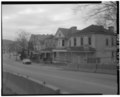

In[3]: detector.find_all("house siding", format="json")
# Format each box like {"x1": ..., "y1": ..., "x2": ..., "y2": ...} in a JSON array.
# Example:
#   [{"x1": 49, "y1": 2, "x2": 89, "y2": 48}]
[
  {"x1": 69, "y1": 35, "x2": 96, "y2": 48},
  {"x1": 94, "y1": 34, "x2": 116, "y2": 64}
]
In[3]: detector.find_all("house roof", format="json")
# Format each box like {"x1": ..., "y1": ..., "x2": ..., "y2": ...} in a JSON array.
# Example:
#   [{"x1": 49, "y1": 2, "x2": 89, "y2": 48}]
[
  {"x1": 72, "y1": 25, "x2": 115, "y2": 36},
  {"x1": 57, "y1": 27, "x2": 79, "y2": 38},
  {"x1": 43, "y1": 35, "x2": 54, "y2": 40},
  {"x1": 29, "y1": 34, "x2": 52, "y2": 42}
]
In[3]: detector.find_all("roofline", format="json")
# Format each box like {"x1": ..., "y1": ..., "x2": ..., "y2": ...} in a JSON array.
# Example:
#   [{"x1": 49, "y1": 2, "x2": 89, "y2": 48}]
[{"x1": 71, "y1": 32, "x2": 115, "y2": 37}]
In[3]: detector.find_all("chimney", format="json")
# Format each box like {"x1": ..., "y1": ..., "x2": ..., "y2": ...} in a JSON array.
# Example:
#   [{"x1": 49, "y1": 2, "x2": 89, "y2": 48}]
[
  {"x1": 70, "y1": 26, "x2": 77, "y2": 32},
  {"x1": 108, "y1": 26, "x2": 114, "y2": 32}
]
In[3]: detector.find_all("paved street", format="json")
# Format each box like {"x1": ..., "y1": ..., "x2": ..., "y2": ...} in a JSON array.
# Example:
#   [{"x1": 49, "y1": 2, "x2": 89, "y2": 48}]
[{"x1": 3, "y1": 54, "x2": 117, "y2": 94}]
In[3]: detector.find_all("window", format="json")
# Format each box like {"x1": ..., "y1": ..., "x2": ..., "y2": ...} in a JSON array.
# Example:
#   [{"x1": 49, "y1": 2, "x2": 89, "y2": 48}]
[
  {"x1": 88, "y1": 37, "x2": 91, "y2": 45},
  {"x1": 112, "y1": 51, "x2": 114, "y2": 58},
  {"x1": 106, "y1": 38, "x2": 109, "y2": 46},
  {"x1": 87, "y1": 58, "x2": 100, "y2": 63},
  {"x1": 62, "y1": 39, "x2": 64, "y2": 46},
  {"x1": 69, "y1": 40, "x2": 71, "y2": 47},
  {"x1": 59, "y1": 34, "x2": 61, "y2": 37},
  {"x1": 74, "y1": 37, "x2": 76, "y2": 46},
  {"x1": 111, "y1": 37, "x2": 114, "y2": 46},
  {"x1": 54, "y1": 52, "x2": 56, "y2": 58},
  {"x1": 81, "y1": 37, "x2": 83, "y2": 45}
]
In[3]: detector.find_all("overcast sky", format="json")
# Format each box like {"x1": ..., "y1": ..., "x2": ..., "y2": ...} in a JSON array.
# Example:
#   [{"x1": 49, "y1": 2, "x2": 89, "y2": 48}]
[{"x1": 2, "y1": 4, "x2": 96, "y2": 40}]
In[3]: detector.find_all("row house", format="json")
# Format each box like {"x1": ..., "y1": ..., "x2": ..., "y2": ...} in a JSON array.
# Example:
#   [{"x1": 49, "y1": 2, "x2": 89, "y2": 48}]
[
  {"x1": 52, "y1": 25, "x2": 116, "y2": 66},
  {"x1": 29, "y1": 34, "x2": 51, "y2": 61},
  {"x1": 29, "y1": 34, "x2": 50, "y2": 52},
  {"x1": 40, "y1": 35, "x2": 56, "y2": 63}
]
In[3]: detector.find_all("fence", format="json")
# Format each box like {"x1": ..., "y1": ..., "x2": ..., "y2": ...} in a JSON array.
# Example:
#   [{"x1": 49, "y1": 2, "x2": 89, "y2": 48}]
[{"x1": 66, "y1": 57, "x2": 117, "y2": 75}]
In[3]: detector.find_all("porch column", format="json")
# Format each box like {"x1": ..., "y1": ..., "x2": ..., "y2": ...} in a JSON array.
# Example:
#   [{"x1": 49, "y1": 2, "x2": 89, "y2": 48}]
[
  {"x1": 65, "y1": 52, "x2": 67, "y2": 63},
  {"x1": 71, "y1": 52, "x2": 72, "y2": 64}
]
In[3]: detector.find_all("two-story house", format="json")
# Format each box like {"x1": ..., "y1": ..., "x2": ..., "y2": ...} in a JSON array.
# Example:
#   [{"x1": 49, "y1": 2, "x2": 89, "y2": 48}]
[
  {"x1": 68, "y1": 25, "x2": 116, "y2": 66},
  {"x1": 52, "y1": 25, "x2": 116, "y2": 67},
  {"x1": 52, "y1": 26, "x2": 79, "y2": 63}
]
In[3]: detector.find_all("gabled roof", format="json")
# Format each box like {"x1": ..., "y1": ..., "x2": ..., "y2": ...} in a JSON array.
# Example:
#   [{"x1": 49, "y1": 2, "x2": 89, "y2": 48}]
[
  {"x1": 44, "y1": 35, "x2": 54, "y2": 40},
  {"x1": 56, "y1": 27, "x2": 79, "y2": 38},
  {"x1": 72, "y1": 25, "x2": 115, "y2": 36},
  {"x1": 29, "y1": 34, "x2": 52, "y2": 42}
]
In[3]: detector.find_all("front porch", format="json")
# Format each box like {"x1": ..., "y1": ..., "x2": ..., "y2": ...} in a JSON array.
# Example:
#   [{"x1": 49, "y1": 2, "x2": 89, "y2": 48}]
[
  {"x1": 40, "y1": 48, "x2": 53, "y2": 63},
  {"x1": 52, "y1": 50, "x2": 96, "y2": 65}
]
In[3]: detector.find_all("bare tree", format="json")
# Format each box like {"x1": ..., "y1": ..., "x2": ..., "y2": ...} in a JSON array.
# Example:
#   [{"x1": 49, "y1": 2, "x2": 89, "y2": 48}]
[
  {"x1": 74, "y1": 1, "x2": 117, "y2": 29},
  {"x1": 14, "y1": 30, "x2": 31, "y2": 60},
  {"x1": 16, "y1": 30, "x2": 30, "y2": 52}
]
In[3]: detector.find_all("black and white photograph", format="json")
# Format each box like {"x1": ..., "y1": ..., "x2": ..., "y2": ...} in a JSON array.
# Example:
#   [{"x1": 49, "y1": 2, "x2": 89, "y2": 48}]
[{"x1": 1, "y1": 1, "x2": 119, "y2": 95}]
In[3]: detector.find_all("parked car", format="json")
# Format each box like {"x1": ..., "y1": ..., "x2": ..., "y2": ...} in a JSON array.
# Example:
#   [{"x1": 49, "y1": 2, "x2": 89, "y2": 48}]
[{"x1": 22, "y1": 59, "x2": 32, "y2": 64}]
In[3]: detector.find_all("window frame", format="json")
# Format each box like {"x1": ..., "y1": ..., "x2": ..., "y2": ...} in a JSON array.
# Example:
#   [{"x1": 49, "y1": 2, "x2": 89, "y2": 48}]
[
  {"x1": 62, "y1": 39, "x2": 65, "y2": 47},
  {"x1": 106, "y1": 38, "x2": 109, "y2": 46},
  {"x1": 74, "y1": 37, "x2": 76, "y2": 46},
  {"x1": 81, "y1": 37, "x2": 83, "y2": 46},
  {"x1": 88, "y1": 37, "x2": 91, "y2": 45},
  {"x1": 111, "y1": 36, "x2": 114, "y2": 46}
]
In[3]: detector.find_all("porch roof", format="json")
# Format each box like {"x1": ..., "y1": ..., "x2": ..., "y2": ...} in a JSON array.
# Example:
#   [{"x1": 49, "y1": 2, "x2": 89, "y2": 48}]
[
  {"x1": 52, "y1": 47, "x2": 96, "y2": 52},
  {"x1": 52, "y1": 48, "x2": 67, "y2": 52},
  {"x1": 40, "y1": 48, "x2": 53, "y2": 52},
  {"x1": 67, "y1": 47, "x2": 96, "y2": 52}
]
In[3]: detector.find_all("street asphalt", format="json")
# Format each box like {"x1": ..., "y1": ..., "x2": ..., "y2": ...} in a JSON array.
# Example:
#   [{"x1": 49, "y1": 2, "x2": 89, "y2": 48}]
[{"x1": 2, "y1": 54, "x2": 118, "y2": 94}]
